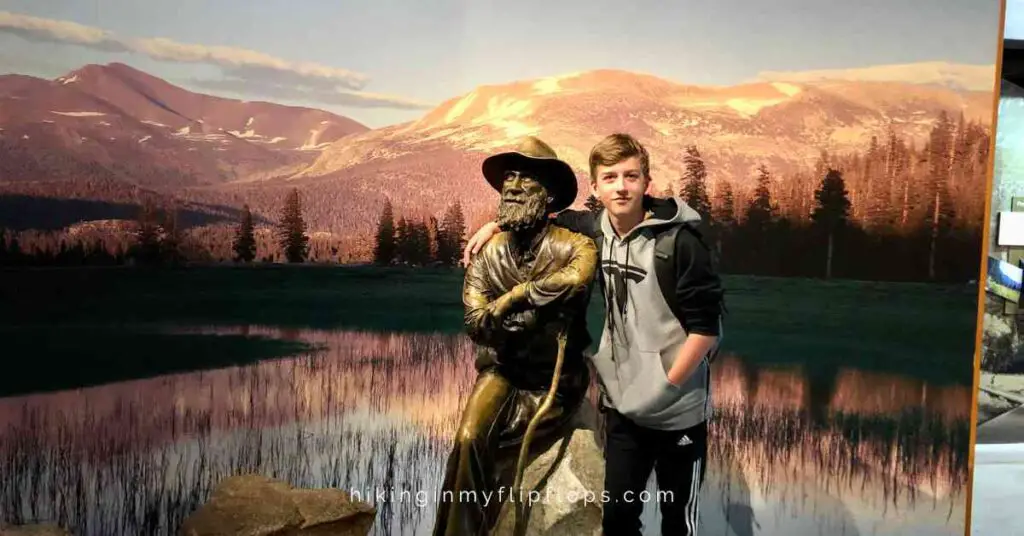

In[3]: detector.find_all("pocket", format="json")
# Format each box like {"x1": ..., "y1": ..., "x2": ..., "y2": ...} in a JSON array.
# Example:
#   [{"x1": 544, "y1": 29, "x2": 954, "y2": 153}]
[
  {"x1": 653, "y1": 352, "x2": 683, "y2": 391},
  {"x1": 619, "y1": 351, "x2": 679, "y2": 416}
]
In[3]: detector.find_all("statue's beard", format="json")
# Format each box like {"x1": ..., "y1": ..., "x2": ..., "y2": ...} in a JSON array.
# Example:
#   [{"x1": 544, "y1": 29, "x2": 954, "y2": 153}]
[{"x1": 497, "y1": 194, "x2": 548, "y2": 233}]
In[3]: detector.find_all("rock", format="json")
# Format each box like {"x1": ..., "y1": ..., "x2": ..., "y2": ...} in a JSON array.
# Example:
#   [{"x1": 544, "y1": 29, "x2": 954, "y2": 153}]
[
  {"x1": 0, "y1": 525, "x2": 72, "y2": 536},
  {"x1": 180, "y1": 474, "x2": 376, "y2": 536},
  {"x1": 492, "y1": 426, "x2": 605, "y2": 536}
]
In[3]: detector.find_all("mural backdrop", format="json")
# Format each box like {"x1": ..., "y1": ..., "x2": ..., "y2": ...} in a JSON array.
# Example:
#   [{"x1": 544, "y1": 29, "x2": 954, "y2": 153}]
[{"x1": 0, "y1": 1, "x2": 1003, "y2": 535}]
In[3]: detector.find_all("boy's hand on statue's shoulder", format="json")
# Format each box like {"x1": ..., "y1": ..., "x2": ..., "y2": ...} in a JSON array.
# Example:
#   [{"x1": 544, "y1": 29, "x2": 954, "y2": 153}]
[{"x1": 462, "y1": 221, "x2": 501, "y2": 266}]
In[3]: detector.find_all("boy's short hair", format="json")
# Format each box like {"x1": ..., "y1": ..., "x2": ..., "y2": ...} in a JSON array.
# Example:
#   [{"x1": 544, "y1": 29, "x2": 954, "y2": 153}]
[{"x1": 589, "y1": 133, "x2": 651, "y2": 180}]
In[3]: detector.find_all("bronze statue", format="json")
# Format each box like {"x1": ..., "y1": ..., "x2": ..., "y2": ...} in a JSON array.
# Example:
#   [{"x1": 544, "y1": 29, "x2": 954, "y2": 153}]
[{"x1": 432, "y1": 137, "x2": 598, "y2": 536}]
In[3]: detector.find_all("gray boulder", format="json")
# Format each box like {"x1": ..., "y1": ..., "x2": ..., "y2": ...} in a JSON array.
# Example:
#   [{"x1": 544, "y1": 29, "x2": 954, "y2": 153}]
[
  {"x1": 180, "y1": 474, "x2": 376, "y2": 536},
  {"x1": 492, "y1": 406, "x2": 605, "y2": 536}
]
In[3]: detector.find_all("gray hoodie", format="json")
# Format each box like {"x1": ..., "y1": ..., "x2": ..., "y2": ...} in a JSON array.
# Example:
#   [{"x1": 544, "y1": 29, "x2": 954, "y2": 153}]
[{"x1": 588, "y1": 197, "x2": 718, "y2": 431}]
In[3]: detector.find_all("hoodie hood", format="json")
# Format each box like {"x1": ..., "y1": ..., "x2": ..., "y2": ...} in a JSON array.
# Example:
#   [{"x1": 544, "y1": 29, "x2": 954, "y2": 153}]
[{"x1": 599, "y1": 196, "x2": 702, "y2": 239}]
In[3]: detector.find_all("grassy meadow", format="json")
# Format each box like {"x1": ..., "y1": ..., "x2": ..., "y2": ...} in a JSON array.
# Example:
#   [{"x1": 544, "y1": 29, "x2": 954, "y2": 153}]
[{"x1": 0, "y1": 265, "x2": 980, "y2": 396}]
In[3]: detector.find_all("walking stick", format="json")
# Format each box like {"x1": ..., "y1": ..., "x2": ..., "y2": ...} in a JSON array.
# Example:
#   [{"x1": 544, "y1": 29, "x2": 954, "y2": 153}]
[{"x1": 510, "y1": 325, "x2": 569, "y2": 535}]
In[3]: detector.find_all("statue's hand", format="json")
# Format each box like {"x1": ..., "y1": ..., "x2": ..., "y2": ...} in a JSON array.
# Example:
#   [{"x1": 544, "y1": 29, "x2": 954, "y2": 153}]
[
  {"x1": 489, "y1": 291, "x2": 518, "y2": 322},
  {"x1": 501, "y1": 310, "x2": 538, "y2": 332}
]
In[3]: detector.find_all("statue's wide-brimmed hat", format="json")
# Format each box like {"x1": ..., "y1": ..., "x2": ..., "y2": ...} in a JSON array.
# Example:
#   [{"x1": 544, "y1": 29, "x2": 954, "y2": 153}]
[{"x1": 482, "y1": 136, "x2": 578, "y2": 213}]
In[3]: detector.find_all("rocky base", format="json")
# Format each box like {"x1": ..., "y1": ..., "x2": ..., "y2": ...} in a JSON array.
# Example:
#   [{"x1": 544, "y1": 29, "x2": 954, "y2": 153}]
[
  {"x1": 181, "y1": 474, "x2": 376, "y2": 536},
  {"x1": 491, "y1": 414, "x2": 606, "y2": 536}
]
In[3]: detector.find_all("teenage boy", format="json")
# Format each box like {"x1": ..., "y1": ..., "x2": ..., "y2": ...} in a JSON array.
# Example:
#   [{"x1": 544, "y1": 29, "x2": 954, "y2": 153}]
[{"x1": 462, "y1": 133, "x2": 724, "y2": 535}]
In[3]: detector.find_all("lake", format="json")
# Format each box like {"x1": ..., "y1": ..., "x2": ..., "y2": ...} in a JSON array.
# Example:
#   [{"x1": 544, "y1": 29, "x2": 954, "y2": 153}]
[{"x1": 0, "y1": 267, "x2": 977, "y2": 536}]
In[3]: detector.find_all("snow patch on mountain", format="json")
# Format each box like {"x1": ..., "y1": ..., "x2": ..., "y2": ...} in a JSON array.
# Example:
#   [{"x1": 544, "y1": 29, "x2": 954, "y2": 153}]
[{"x1": 51, "y1": 111, "x2": 107, "y2": 117}]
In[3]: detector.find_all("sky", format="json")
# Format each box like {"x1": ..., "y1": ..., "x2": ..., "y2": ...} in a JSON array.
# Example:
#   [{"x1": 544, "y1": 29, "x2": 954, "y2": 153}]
[{"x1": 0, "y1": 0, "x2": 1004, "y2": 128}]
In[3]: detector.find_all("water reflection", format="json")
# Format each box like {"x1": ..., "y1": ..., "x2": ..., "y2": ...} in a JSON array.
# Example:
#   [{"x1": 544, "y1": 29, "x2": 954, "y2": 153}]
[{"x1": 0, "y1": 326, "x2": 970, "y2": 536}]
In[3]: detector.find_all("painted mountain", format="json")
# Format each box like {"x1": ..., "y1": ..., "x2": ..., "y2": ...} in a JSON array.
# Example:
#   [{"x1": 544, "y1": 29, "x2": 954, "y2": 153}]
[
  {"x1": 0, "y1": 61, "x2": 995, "y2": 265},
  {"x1": 0, "y1": 62, "x2": 366, "y2": 189}
]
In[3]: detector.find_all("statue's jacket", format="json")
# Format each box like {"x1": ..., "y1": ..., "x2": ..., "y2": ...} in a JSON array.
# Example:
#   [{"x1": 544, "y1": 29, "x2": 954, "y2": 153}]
[{"x1": 462, "y1": 224, "x2": 597, "y2": 393}]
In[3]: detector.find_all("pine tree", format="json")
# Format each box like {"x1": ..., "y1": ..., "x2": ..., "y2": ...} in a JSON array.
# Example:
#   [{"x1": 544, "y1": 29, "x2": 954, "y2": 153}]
[
  {"x1": 373, "y1": 198, "x2": 397, "y2": 265},
  {"x1": 884, "y1": 128, "x2": 911, "y2": 230},
  {"x1": 233, "y1": 204, "x2": 257, "y2": 263},
  {"x1": 8, "y1": 236, "x2": 21, "y2": 266},
  {"x1": 428, "y1": 216, "x2": 441, "y2": 263},
  {"x1": 680, "y1": 145, "x2": 712, "y2": 219},
  {"x1": 925, "y1": 111, "x2": 956, "y2": 280},
  {"x1": 86, "y1": 239, "x2": 109, "y2": 266},
  {"x1": 968, "y1": 124, "x2": 992, "y2": 227},
  {"x1": 79, "y1": 240, "x2": 92, "y2": 266},
  {"x1": 810, "y1": 169, "x2": 852, "y2": 279},
  {"x1": 133, "y1": 199, "x2": 162, "y2": 265},
  {"x1": 68, "y1": 242, "x2": 86, "y2": 266},
  {"x1": 160, "y1": 205, "x2": 183, "y2": 265},
  {"x1": 711, "y1": 180, "x2": 736, "y2": 260},
  {"x1": 450, "y1": 201, "x2": 467, "y2": 261},
  {"x1": 745, "y1": 164, "x2": 775, "y2": 233},
  {"x1": 278, "y1": 188, "x2": 309, "y2": 263},
  {"x1": 411, "y1": 220, "x2": 431, "y2": 265},
  {"x1": 814, "y1": 149, "x2": 831, "y2": 181},
  {"x1": 395, "y1": 217, "x2": 410, "y2": 265},
  {"x1": 861, "y1": 135, "x2": 883, "y2": 228},
  {"x1": 712, "y1": 181, "x2": 737, "y2": 228},
  {"x1": 584, "y1": 193, "x2": 603, "y2": 212},
  {"x1": 438, "y1": 200, "x2": 467, "y2": 266},
  {"x1": 785, "y1": 171, "x2": 814, "y2": 221},
  {"x1": 55, "y1": 239, "x2": 68, "y2": 265}
]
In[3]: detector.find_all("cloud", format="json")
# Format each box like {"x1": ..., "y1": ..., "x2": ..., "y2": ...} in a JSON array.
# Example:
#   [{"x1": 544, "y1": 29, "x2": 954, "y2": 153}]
[
  {"x1": 0, "y1": 11, "x2": 127, "y2": 52},
  {"x1": 127, "y1": 37, "x2": 367, "y2": 90},
  {"x1": 756, "y1": 61, "x2": 997, "y2": 92},
  {"x1": 190, "y1": 78, "x2": 433, "y2": 110},
  {"x1": 0, "y1": 11, "x2": 427, "y2": 109}
]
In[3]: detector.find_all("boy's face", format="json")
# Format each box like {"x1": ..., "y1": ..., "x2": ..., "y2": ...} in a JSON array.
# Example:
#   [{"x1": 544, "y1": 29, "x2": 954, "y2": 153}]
[{"x1": 592, "y1": 156, "x2": 649, "y2": 220}]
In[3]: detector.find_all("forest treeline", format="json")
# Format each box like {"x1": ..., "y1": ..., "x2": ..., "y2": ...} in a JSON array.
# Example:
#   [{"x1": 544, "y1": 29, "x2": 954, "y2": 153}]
[
  {"x1": 0, "y1": 188, "x2": 469, "y2": 268},
  {"x1": 0, "y1": 111, "x2": 990, "y2": 282},
  {"x1": 0, "y1": 188, "x2": 332, "y2": 266},
  {"x1": 660, "y1": 111, "x2": 987, "y2": 281}
]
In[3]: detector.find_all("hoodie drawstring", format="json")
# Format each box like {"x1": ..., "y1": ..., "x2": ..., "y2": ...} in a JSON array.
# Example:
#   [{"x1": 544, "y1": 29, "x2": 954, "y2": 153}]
[
  {"x1": 605, "y1": 233, "x2": 632, "y2": 351},
  {"x1": 623, "y1": 244, "x2": 631, "y2": 323},
  {"x1": 604, "y1": 235, "x2": 617, "y2": 353}
]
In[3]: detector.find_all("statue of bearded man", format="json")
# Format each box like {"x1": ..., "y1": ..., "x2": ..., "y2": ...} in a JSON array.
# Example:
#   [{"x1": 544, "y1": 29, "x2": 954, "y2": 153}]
[{"x1": 432, "y1": 137, "x2": 598, "y2": 536}]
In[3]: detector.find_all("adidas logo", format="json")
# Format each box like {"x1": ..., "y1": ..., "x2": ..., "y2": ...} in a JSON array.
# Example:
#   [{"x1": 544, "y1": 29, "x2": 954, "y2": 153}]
[{"x1": 677, "y1": 435, "x2": 692, "y2": 446}]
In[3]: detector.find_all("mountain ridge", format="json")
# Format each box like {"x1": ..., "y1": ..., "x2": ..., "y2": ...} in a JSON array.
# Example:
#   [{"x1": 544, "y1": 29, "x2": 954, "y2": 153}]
[
  {"x1": 0, "y1": 62, "x2": 368, "y2": 190},
  {"x1": 0, "y1": 61, "x2": 996, "y2": 262}
]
